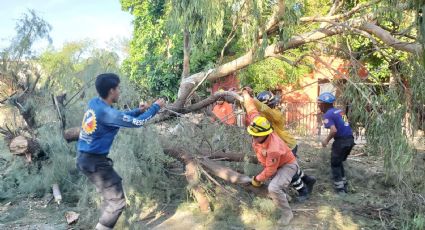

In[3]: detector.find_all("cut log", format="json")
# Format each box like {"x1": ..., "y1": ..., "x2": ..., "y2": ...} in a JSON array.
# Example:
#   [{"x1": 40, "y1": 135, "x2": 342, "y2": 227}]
[
  {"x1": 65, "y1": 211, "x2": 79, "y2": 225},
  {"x1": 64, "y1": 127, "x2": 80, "y2": 142},
  {"x1": 9, "y1": 135, "x2": 40, "y2": 163},
  {"x1": 9, "y1": 136, "x2": 29, "y2": 155}
]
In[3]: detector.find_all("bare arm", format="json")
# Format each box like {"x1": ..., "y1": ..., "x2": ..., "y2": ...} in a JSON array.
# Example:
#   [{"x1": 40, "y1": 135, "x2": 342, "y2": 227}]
[{"x1": 322, "y1": 125, "x2": 337, "y2": 147}]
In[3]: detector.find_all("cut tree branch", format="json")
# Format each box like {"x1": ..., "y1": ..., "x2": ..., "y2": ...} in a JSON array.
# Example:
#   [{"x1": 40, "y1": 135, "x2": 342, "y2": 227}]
[
  {"x1": 300, "y1": 0, "x2": 380, "y2": 23},
  {"x1": 358, "y1": 22, "x2": 422, "y2": 56},
  {"x1": 179, "y1": 91, "x2": 243, "y2": 113}
]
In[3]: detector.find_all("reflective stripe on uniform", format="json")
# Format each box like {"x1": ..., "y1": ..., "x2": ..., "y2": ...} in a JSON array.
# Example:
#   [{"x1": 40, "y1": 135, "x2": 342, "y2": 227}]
[{"x1": 334, "y1": 180, "x2": 345, "y2": 189}]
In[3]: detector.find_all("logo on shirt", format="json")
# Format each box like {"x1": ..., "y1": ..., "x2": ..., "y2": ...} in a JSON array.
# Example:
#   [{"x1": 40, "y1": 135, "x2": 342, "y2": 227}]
[
  {"x1": 81, "y1": 109, "x2": 97, "y2": 134},
  {"x1": 323, "y1": 119, "x2": 329, "y2": 124},
  {"x1": 123, "y1": 115, "x2": 131, "y2": 122},
  {"x1": 342, "y1": 114, "x2": 349, "y2": 126}
]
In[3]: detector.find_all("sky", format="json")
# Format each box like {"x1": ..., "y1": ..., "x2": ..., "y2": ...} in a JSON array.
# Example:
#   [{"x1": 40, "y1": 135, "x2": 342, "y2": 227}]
[{"x1": 0, "y1": 0, "x2": 133, "y2": 52}]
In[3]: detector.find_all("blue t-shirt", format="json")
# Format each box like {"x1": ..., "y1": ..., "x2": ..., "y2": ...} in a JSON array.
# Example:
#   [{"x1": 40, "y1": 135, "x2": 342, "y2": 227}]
[
  {"x1": 77, "y1": 97, "x2": 160, "y2": 155},
  {"x1": 323, "y1": 108, "x2": 353, "y2": 138}
]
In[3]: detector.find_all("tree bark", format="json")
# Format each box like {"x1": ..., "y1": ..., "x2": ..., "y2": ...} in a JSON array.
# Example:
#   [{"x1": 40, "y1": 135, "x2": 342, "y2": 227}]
[
  {"x1": 164, "y1": 148, "x2": 268, "y2": 196},
  {"x1": 359, "y1": 22, "x2": 422, "y2": 56},
  {"x1": 64, "y1": 127, "x2": 80, "y2": 142},
  {"x1": 206, "y1": 151, "x2": 258, "y2": 164},
  {"x1": 182, "y1": 27, "x2": 190, "y2": 78}
]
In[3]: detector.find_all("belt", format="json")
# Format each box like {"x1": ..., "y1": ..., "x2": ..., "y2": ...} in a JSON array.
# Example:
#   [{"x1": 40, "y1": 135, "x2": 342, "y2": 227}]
[
  {"x1": 77, "y1": 152, "x2": 108, "y2": 158},
  {"x1": 334, "y1": 135, "x2": 354, "y2": 140}
]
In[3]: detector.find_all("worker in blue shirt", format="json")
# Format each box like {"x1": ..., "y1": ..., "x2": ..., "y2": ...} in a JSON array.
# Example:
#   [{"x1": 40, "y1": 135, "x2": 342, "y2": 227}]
[
  {"x1": 318, "y1": 92, "x2": 355, "y2": 194},
  {"x1": 76, "y1": 73, "x2": 165, "y2": 230}
]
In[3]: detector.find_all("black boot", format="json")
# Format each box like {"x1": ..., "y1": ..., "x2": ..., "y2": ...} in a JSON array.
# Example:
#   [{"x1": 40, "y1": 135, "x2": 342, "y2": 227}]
[
  {"x1": 334, "y1": 180, "x2": 346, "y2": 194},
  {"x1": 302, "y1": 175, "x2": 316, "y2": 194},
  {"x1": 296, "y1": 185, "x2": 309, "y2": 203}
]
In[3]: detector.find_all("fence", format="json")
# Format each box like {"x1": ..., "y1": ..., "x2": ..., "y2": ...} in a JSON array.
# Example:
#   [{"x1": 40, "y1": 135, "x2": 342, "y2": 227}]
[
  {"x1": 281, "y1": 102, "x2": 366, "y2": 141},
  {"x1": 281, "y1": 102, "x2": 320, "y2": 136}
]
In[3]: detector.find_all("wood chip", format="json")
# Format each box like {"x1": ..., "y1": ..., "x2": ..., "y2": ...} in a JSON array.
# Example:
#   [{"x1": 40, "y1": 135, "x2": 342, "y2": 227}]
[{"x1": 65, "y1": 211, "x2": 79, "y2": 225}]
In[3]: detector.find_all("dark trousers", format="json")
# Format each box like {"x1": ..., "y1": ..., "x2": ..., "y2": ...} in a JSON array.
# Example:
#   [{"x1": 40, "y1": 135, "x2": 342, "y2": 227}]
[
  {"x1": 331, "y1": 137, "x2": 355, "y2": 185},
  {"x1": 290, "y1": 145, "x2": 315, "y2": 194},
  {"x1": 77, "y1": 153, "x2": 126, "y2": 229}
]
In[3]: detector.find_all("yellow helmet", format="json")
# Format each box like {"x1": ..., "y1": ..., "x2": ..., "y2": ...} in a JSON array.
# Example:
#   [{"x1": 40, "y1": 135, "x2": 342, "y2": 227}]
[{"x1": 247, "y1": 116, "x2": 273, "y2": 136}]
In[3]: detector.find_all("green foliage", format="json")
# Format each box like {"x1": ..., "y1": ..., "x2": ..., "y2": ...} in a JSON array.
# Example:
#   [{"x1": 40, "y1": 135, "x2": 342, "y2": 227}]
[
  {"x1": 252, "y1": 197, "x2": 277, "y2": 216},
  {"x1": 120, "y1": 0, "x2": 182, "y2": 100},
  {"x1": 239, "y1": 57, "x2": 310, "y2": 92},
  {"x1": 6, "y1": 9, "x2": 52, "y2": 59},
  {"x1": 341, "y1": 56, "x2": 425, "y2": 228},
  {"x1": 120, "y1": 0, "x2": 315, "y2": 98},
  {"x1": 0, "y1": 9, "x2": 52, "y2": 94}
]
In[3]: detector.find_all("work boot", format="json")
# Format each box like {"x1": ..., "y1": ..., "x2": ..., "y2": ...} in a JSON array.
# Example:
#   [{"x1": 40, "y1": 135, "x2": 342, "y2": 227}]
[
  {"x1": 296, "y1": 186, "x2": 309, "y2": 203},
  {"x1": 334, "y1": 180, "x2": 346, "y2": 195},
  {"x1": 303, "y1": 175, "x2": 316, "y2": 194},
  {"x1": 277, "y1": 210, "x2": 294, "y2": 226},
  {"x1": 95, "y1": 223, "x2": 113, "y2": 230}
]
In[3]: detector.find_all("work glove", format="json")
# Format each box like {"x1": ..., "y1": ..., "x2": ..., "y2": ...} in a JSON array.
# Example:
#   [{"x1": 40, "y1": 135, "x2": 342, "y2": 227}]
[{"x1": 251, "y1": 176, "x2": 262, "y2": 187}]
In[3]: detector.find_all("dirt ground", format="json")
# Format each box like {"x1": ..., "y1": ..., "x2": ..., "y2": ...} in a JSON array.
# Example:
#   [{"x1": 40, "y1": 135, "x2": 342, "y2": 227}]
[{"x1": 0, "y1": 137, "x2": 406, "y2": 229}]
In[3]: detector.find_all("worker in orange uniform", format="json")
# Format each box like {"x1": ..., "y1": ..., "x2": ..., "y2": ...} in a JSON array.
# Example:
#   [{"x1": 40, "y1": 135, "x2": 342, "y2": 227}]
[
  {"x1": 242, "y1": 89, "x2": 297, "y2": 226},
  {"x1": 243, "y1": 88, "x2": 316, "y2": 202},
  {"x1": 212, "y1": 94, "x2": 236, "y2": 125}
]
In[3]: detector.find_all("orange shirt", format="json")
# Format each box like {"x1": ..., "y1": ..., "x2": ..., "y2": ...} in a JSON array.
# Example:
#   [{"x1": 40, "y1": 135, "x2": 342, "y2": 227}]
[
  {"x1": 212, "y1": 102, "x2": 236, "y2": 125},
  {"x1": 244, "y1": 95, "x2": 296, "y2": 182},
  {"x1": 252, "y1": 132, "x2": 296, "y2": 182}
]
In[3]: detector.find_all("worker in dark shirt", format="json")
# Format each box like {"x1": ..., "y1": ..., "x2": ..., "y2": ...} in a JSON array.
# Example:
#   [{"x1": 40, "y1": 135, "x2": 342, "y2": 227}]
[
  {"x1": 318, "y1": 92, "x2": 355, "y2": 194},
  {"x1": 76, "y1": 73, "x2": 165, "y2": 230}
]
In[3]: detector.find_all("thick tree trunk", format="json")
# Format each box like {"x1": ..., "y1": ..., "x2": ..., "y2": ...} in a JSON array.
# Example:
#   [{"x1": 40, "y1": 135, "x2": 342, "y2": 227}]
[{"x1": 182, "y1": 27, "x2": 190, "y2": 78}]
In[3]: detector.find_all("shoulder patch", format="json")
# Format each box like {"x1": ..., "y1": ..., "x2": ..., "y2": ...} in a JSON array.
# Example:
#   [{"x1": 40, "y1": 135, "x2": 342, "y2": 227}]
[
  {"x1": 123, "y1": 115, "x2": 132, "y2": 122},
  {"x1": 82, "y1": 109, "x2": 97, "y2": 134}
]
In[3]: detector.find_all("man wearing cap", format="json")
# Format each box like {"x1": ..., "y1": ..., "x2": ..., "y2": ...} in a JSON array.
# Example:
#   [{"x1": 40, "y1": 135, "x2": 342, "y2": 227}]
[
  {"x1": 318, "y1": 92, "x2": 355, "y2": 194},
  {"x1": 242, "y1": 89, "x2": 298, "y2": 225}
]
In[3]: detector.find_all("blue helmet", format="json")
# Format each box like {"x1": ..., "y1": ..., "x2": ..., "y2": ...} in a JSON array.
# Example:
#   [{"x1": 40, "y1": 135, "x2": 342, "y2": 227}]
[
  {"x1": 318, "y1": 92, "x2": 335, "y2": 103},
  {"x1": 257, "y1": 91, "x2": 280, "y2": 108}
]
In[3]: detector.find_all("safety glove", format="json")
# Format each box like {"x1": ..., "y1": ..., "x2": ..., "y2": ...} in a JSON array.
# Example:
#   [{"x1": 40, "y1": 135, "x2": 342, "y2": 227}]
[{"x1": 251, "y1": 176, "x2": 262, "y2": 187}]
